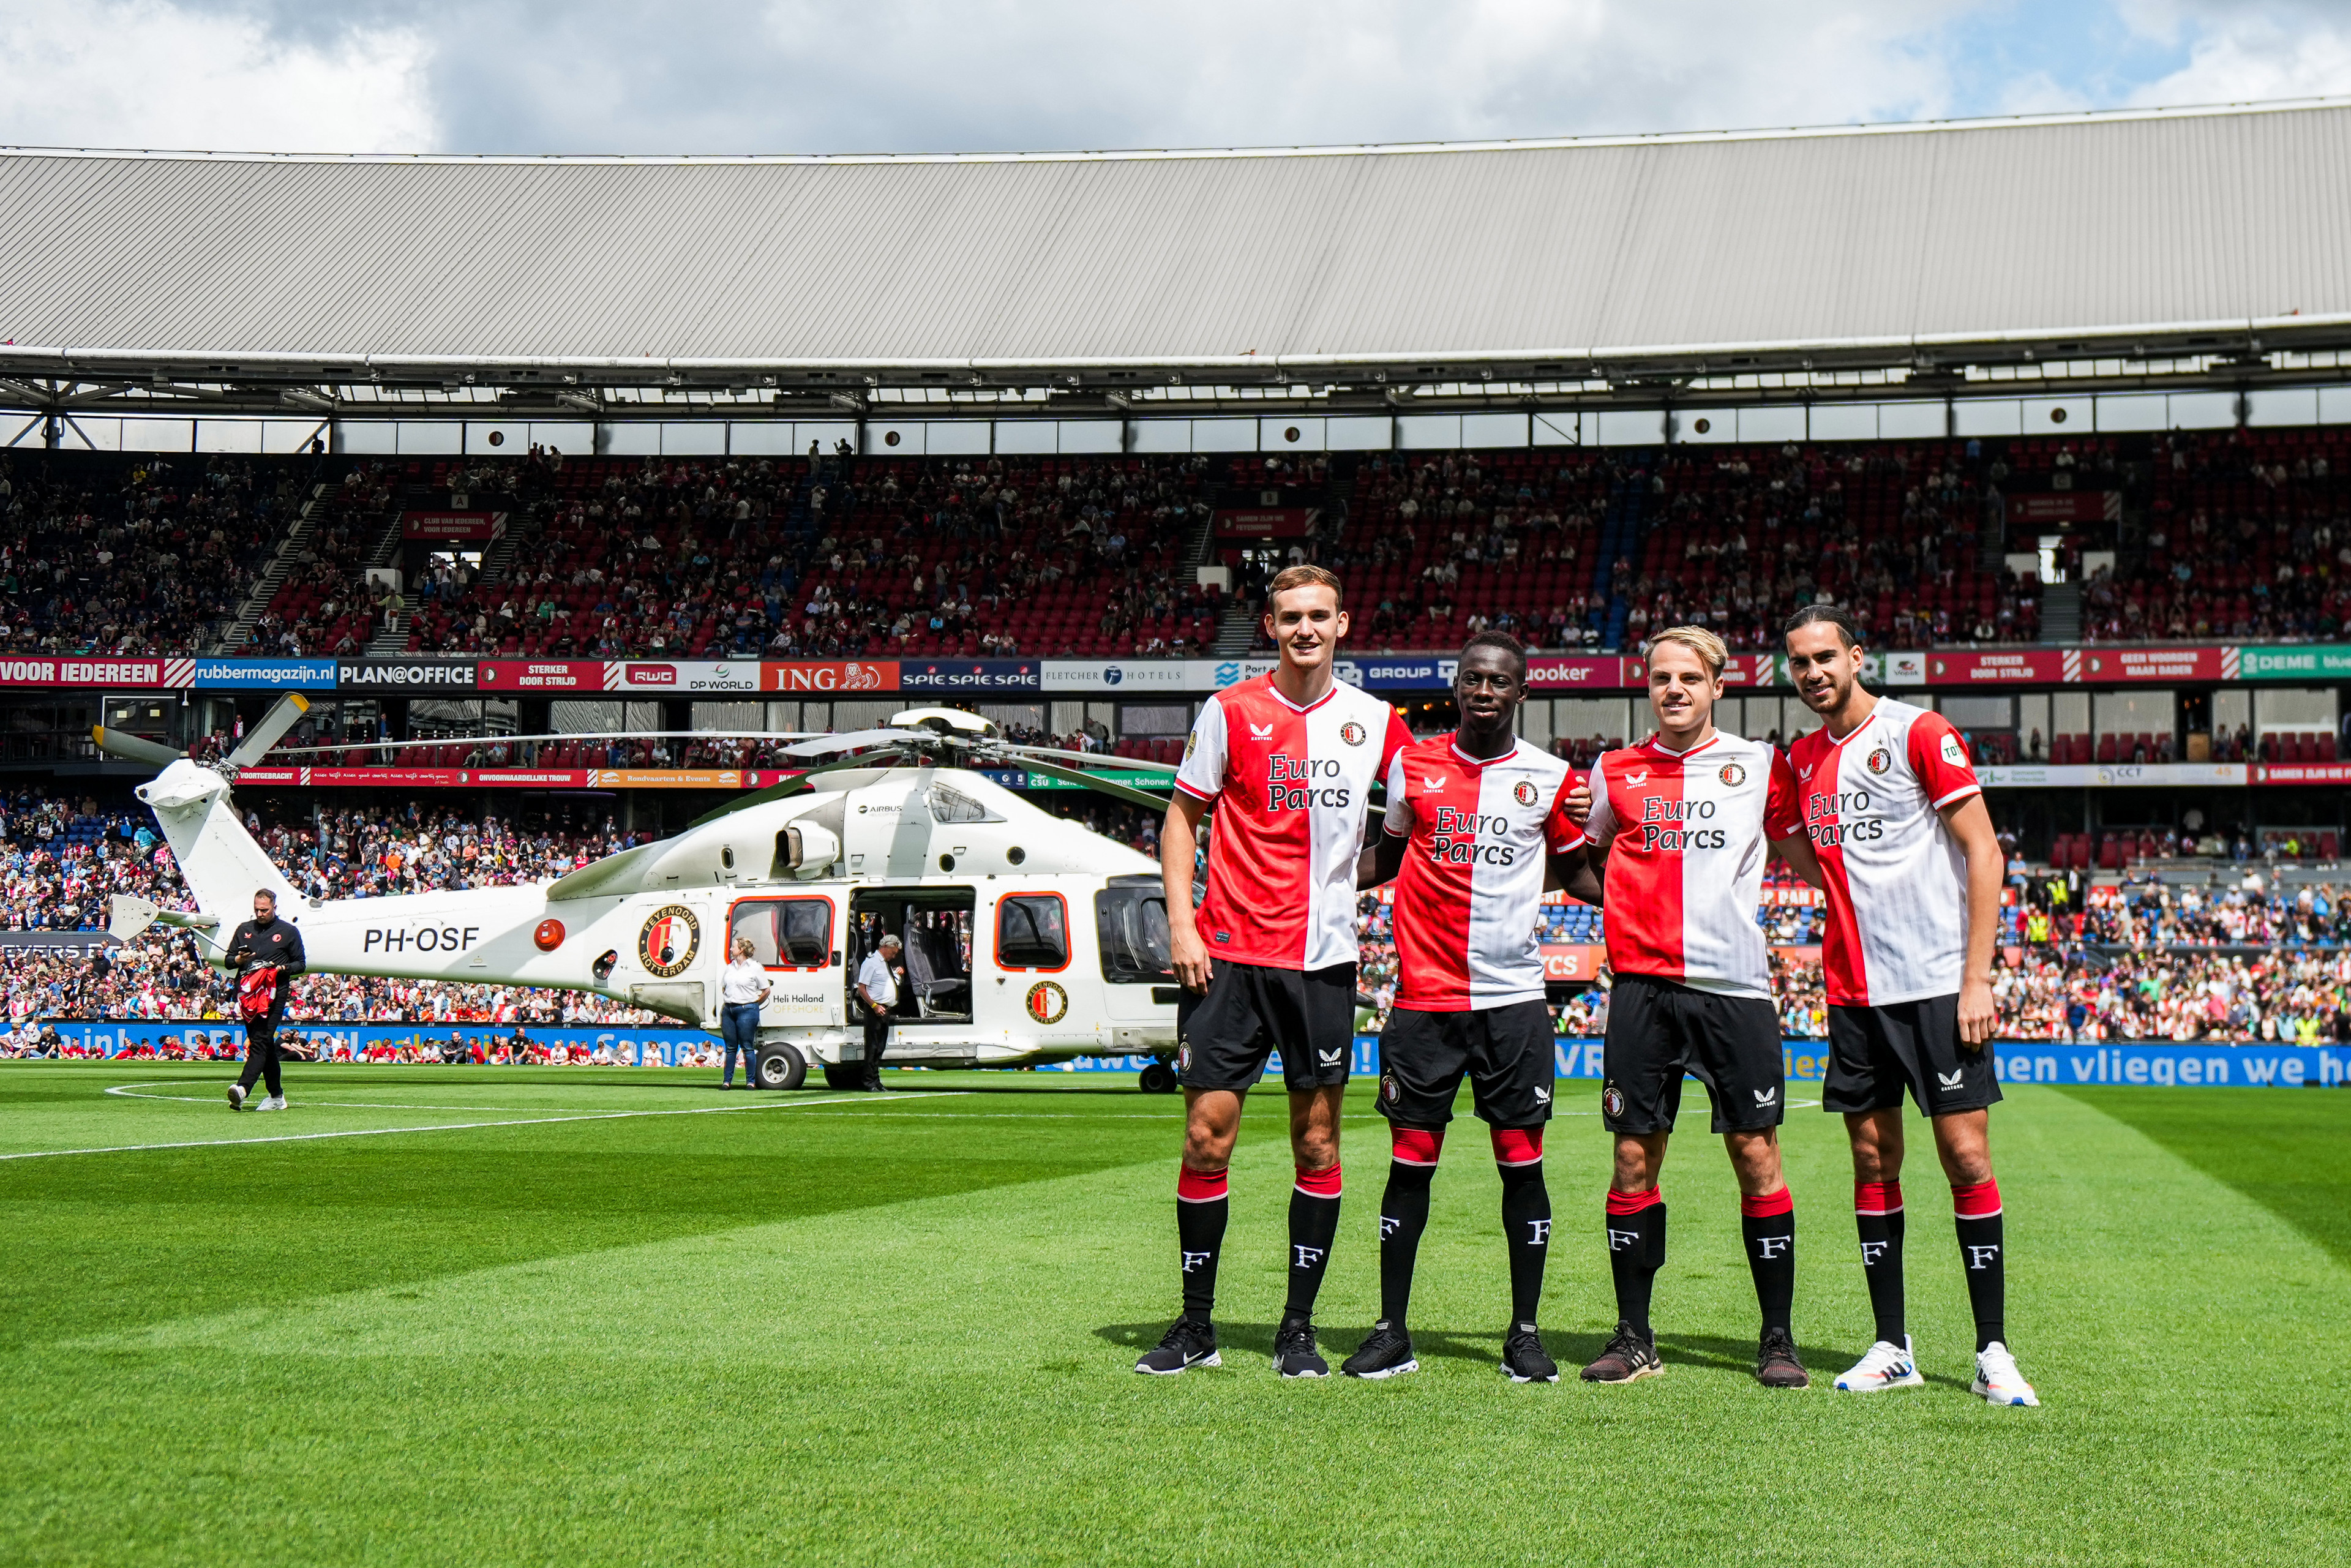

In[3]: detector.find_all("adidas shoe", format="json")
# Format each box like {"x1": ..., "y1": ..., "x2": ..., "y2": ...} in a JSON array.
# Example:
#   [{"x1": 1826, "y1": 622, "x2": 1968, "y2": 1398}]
[
  {"x1": 1134, "y1": 1317, "x2": 1220, "y2": 1376},
  {"x1": 1972, "y1": 1342, "x2": 2040, "y2": 1407},
  {"x1": 1757, "y1": 1326, "x2": 1810, "y2": 1388},
  {"x1": 1272, "y1": 1316, "x2": 1329, "y2": 1379},
  {"x1": 226, "y1": 1084, "x2": 247, "y2": 1111},
  {"x1": 1340, "y1": 1320, "x2": 1418, "y2": 1379},
  {"x1": 1580, "y1": 1322, "x2": 1663, "y2": 1384},
  {"x1": 1500, "y1": 1322, "x2": 1559, "y2": 1384},
  {"x1": 255, "y1": 1095, "x2": 287, "y2": 1112},
  {"x1": 1835, "y1": 1337, "x2": 1924, "y2": 1393}
]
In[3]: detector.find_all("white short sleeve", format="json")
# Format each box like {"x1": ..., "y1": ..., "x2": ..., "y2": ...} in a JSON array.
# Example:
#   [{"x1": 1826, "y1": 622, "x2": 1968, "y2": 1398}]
[
  {"x1": 1381, "y1": 750, "x2": 1414, "y2": 838},
  {"x1": 1173, "y1": 694, "x2": 1228, "y2": 802},
  {"x1": 1583, "y1": 761, "x2": 1618, "y2": 847}
]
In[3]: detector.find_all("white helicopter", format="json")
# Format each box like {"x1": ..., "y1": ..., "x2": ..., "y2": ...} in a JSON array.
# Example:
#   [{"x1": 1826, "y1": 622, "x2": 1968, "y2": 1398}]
[{"x1": 95, "y1": 697, "x2": 1187, "y2": 1092}]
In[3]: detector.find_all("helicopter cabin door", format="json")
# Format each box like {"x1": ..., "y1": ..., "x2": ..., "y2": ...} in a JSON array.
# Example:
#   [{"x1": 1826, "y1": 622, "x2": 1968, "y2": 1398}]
[
  {"x1": 727, "y1": 893, "x2": 844, "y2": 1027},
  {"x1": 986, "y1": 889, "x2": 1093, "y2": 1051}
]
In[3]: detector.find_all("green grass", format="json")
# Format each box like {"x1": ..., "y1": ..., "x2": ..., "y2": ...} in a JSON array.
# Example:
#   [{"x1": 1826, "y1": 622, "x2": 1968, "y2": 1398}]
[{"x1": 2, "y1": 1065, "x2": 2347, "y2": 1566}]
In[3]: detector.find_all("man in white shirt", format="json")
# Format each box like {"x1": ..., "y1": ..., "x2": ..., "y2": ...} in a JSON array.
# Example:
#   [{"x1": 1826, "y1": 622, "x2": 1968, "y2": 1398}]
[
  {"x1": 855, "y1": 935, "x2": 902, "y2": 1092},
  {"x1": 719, "y1": 936, "x2": 771, "y2": 1090}
]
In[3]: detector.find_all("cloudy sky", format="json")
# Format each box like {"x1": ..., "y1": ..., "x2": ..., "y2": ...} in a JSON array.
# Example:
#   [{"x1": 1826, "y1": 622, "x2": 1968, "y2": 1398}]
[{"x1": 0, "y1": 0, "x2": 2347, "y2": 156}]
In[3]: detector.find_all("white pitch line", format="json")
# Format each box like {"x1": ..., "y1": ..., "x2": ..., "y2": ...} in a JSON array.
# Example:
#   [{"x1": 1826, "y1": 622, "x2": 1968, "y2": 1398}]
[
  {"x1": 105, "y1": 1084, "x2": 700, "y2": 1114},
  {"x1": 0, "y1": 1091, "x2": 963, "y2": 1162}
]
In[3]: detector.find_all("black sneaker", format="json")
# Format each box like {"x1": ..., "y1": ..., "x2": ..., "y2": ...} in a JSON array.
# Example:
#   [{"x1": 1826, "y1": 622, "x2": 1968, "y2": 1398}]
[
  {"x1": 1580, "y1": 1322, "x2": 1663, "y2": 1384},
  {"x1": 1272, "y1": 1315, "x2": 1329, "y2": 1379},
  {"x1": 1501, "y1": 1321, "x2": 1559, "y2": 1383},
  {"x1": 1340, "y1": 1320, "x2": 1419, "y2": 1379},
  {"x1": 1134, "y1": 1317, "x2": 1220, "y2": 1376},
  {"x1": 1757, "y1": 1326, "x2": 1810, "y2": 1389}
]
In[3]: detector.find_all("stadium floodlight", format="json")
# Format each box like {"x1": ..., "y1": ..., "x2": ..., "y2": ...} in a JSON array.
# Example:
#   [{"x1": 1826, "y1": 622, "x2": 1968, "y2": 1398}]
[
  {"x1": 828, "y1": 391, "x2": 866, "y2": 413},
  {"x1": 556, "y1": 391, "x2": 601, "y2": 414},
  {"x1": 279, "y1": 389, "x2": 335, "y2": 412}
]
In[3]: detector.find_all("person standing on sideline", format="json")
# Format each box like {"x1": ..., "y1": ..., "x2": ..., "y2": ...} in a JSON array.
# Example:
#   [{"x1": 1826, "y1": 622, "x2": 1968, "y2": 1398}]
[
  {"x1": 225, "y1": 888, "x2": 304, "y2": 1111},
  {"x1": 856, "y1": 934, "x2": 902, "y2": 1092},
  {"x1": 719, "y1": 936, "x2": 771, "y2": 1090},
  {"x1": 1783, "y1": 604, "x2": 2038, "y2": 1407},
  {"x1": 1136, "y1": 564, "x2": 1412, "y2": 1379}
]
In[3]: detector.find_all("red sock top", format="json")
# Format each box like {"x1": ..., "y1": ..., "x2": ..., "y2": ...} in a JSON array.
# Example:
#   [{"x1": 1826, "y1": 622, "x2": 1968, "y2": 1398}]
[
  {"x1": 1854, "y1": 1180, "x2": 1904, "y2": 1215},
  {"x1": 1740, "y1": 1186, "x2": 1794, "y2": 1218},
  {"x1": 1606, "y1": 1187, "x2": 1663, "y2": 1216},
  {"x1": 1490, "y1": 1126, "x2": 1543, "y2": 1167},
  {"x1": 1176, "y1": 1165, "x2": 1228, "y2": 1202},
  {"x1": 1294, "y1": 1162, "x2": 1342, "y2": 1198},
  {"x1": 1951, "y1": 1179, "x2": 2002, "y2": 1217},
  {"x1": 1390, "y1": 1126, "x2": 1444, "y2": 1167}
]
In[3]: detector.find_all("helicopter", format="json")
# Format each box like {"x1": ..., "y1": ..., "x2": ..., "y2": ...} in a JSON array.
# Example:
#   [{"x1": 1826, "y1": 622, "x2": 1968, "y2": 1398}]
[{"x1": 95, "y1": 696, "x2": 1190, "y2": 1092}]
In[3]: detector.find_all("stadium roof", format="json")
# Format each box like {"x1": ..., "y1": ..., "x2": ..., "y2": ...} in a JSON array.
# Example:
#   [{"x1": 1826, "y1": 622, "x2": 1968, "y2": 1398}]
[{"x1": 3, "y1": 97, "x2": 2350, "y2": 418}]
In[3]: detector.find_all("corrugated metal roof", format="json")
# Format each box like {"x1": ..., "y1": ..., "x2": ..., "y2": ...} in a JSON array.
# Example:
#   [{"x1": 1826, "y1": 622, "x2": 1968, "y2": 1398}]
[{"x1": 1, "y1": 99, "x2": 2347, "y2": 371}]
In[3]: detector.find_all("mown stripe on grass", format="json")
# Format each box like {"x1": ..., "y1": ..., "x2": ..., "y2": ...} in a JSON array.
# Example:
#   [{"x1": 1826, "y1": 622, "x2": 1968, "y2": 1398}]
[{"x1": 2056, "y1": 1084, "x2": 2351, "y2": 1267}]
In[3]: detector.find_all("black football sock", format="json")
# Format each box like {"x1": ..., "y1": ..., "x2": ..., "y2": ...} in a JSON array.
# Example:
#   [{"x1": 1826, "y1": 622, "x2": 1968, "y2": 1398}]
[
  {"x1": 1284, "y1": 1163, "x2": 1343, "y2": 1319},
  {"x1": 1742, "y1": 1188, "x2": 1796, "y2": 1337},
  {"x1": 1377, "y1": 1151, "x2": 1437, "y2": 1327},
  {"x1": 1493, "y1": 1128, "x2": 1550, "y2": 1326},
  {"x1": 1605, "y1": 1189, "x2": 1665, "y2": 1340},
  {"x1": 1498, "y1": 1162, "x2": 1551, "y2": 1326},
  {"x1": 1175, "y1": 1165, "x2": 1228, "y2": 1322},
  {"x1": 1953, "y1": 1180, "x2": 2006, "y2": 1351},
  {"x1": 1855, "y1": 1180, "x2": 1907, "y2": 1344}
]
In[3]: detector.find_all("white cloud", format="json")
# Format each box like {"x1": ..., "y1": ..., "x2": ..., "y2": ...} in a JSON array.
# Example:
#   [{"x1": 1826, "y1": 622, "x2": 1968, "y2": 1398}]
[
  {"x1": 2121, "y1": 3, "x2": 2351, "y2": 105},
  {"x1": 0, "y1": 1, "x2": 431, "y2": 153}
]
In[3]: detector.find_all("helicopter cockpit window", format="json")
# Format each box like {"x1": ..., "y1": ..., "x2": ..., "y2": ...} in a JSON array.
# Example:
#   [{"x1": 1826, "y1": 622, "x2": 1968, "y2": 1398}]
[
  {"x1": 1095, "y1": 877, "x2": 1173, "y2": 985},
  {"x1": 996, "y1": 895, "x2": 1069, "y2": 971},
  {"x1": 926, "y1": 785, "x2": 998, "y2": 824},
  {"x1": 731, "y1": 898, "x2": 833, "y2": 971}
]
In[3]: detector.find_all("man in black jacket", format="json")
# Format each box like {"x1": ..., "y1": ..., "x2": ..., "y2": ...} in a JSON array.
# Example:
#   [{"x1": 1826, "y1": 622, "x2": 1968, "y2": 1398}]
[{"x1": 227, "y1": 888, "x2": 306, "y2": 1111}]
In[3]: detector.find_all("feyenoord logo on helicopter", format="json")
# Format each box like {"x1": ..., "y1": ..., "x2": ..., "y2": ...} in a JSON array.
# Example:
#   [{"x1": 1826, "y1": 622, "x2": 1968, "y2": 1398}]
[
  {"x1": 1026, "y1": 980, "x2": 1070, "y2": 1025},
  {"x1": 639, "y1": 904, "x2": 700, "y2": 978}
]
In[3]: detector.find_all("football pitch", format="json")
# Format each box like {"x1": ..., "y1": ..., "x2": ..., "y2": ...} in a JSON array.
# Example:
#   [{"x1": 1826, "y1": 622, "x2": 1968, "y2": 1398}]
[{"x1": 2, "y1": 1065, "x2": 2347, "y2": 1566}]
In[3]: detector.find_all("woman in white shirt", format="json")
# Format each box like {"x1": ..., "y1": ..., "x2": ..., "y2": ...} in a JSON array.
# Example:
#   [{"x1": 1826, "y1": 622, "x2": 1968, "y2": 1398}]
[{"x1": 719, "y1": 937, "x2": 771, "y2": 1089}]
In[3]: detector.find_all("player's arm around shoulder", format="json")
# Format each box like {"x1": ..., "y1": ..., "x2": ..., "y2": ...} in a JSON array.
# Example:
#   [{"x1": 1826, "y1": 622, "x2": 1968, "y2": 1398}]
[{"x1": 1359, "y1": 748, "x2": 1413, "y2": 890}]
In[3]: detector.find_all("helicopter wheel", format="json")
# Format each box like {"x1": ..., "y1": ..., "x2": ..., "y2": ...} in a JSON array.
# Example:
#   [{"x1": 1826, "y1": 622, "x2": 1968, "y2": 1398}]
[
  {"x1": 1137, "y1": 1060, "x2": 1179, "y2": 1095},
  {"x1": 756, "y1": 1043, "x2": 808, "y2": 1092},
  {"x1": 822, "y1": 1064, "x2": 866, "y2": 1092}
]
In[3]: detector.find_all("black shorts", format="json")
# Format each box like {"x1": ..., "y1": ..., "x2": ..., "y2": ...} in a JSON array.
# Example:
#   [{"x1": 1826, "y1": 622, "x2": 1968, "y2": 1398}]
[
  {"x1": 1601, "y1": 974, "x2": 1785, "y2": 1135},
  {"x1": 1823, "y1": 995, "x2": 2003, "y2": 1117},
  {"x1": 1375, "y1": 1000, "x2": 1558, "y2": 1130},
  {"x1": 1176, "y1": 960, "x2": 1357, "y2": 1092}
]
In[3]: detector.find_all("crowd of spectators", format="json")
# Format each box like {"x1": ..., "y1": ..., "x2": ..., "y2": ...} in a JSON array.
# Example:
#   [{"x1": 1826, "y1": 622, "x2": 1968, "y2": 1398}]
[
  {"x1": 382, "y1": 447, "x2": 1227, "y2": 662},
  {"x1": 0, "y1": 452, "x2": 298, "y2": 656},
  {"x1": 2082, "y1": 427, "x2": 2351, "y2": 643}
]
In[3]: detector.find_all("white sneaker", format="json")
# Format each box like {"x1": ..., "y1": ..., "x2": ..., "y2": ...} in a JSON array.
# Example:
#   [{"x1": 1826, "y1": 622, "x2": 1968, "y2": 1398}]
[
  {"x1": 256, "y1": 1095, "x2": 287, "y2": 1112},
  {"x1": 226, "y1": 1084, "x2": 247, "y2": 1111},
  {"x1": 1972, "y1": 1342, "x2": 2039, "y2": 1406},
  {"x1": 1834, "y1": 1336, "x2": 1924, "y2": 1392}
]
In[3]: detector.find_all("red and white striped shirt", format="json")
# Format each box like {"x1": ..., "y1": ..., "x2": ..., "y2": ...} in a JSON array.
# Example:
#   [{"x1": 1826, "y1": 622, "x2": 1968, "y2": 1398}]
[
  {"x1": 1175, "y1": 674, "x2": 1412, "y2": 971},
  {"x1": 1381, "y1": 737, "x2": 1584, "y2": 1011},
  {"x1": 1787, "y1": 697, "x2": 1983, "y2": 1007},
  {"x1": 1583, "y1": 730, "x2": 1802, "y2": 999}
]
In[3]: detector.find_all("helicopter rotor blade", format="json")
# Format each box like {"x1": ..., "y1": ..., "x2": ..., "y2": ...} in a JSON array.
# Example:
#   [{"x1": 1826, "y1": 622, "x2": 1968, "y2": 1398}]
[
  {"x1": 223, "y1": 692, "x2": 313, "y2": 771},
  {"x1": 781, "y1": 729, "x2": 925, "y2": 759},
  {"x1": 91, "y1": 726, "x2": 187, "y2": 769},
  {"x1": 990, "y1": 744, "x2": 1180, "y2": 776},
  {"x1": 1005, "y1": 754, "x2": 1176, "y2": 811},
  {"x1": 683, "y1": 743, "x2": 928, "y2": 828},
  {"x1": 268, "y1": 729, "x2": 828, "y2": 758}
]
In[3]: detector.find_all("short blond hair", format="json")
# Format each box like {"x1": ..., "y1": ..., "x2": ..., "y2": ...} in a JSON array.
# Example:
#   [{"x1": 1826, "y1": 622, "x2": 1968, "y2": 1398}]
[
  {"x1": 1643, "y1": 625, "x2": 1728, "y2": 678},
  {"x1": 1267, "y1": 564, "x2": 1343, "y2": 606}
]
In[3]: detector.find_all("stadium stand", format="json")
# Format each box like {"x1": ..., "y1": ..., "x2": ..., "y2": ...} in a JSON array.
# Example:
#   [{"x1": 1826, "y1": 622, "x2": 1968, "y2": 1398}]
[
  {"x1": 388, "y1": 449, "x2": 1225, "y2": 661},
  {"x1": 0, "y1": 452, "x2": 307, "y2": 656}
]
